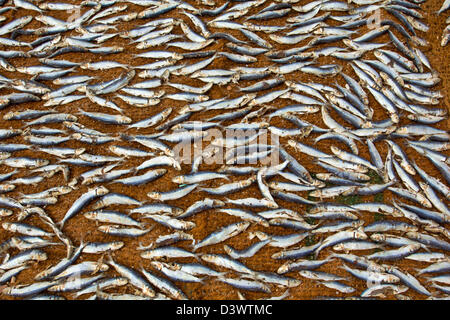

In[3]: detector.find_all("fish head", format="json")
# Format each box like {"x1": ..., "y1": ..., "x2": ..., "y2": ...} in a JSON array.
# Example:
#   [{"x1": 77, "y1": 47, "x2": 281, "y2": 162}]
[
  {"x1": 83, "y1": 212, "x2": 97, "y2": 219},
  {"x1": 98, "y1": 225, "x2": 110, "y2": 233},
  {"x1": 277, "y1": 263, "x2": 289, "y2": 274},
  {"x1": 370, "y1": 234, "x2": 385, "y2": 242},
  {"x1": 353, "y1": 228, "x2": 368, "y2": 240},
  {"x1": 95, "y1": 186, "x2": 109, "y2": 196},
  {"x1": 150, "y1": 261, "x2": 164, "y2": 270},
  {"x1": 110, "y1": 242, "x2": 125, "y2": 251}
]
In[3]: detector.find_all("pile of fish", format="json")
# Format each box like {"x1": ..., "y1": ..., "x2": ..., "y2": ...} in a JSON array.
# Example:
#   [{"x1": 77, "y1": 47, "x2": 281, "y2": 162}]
[
  {"x1": 440, "y1": 1, "x2": 450, "y2": 46},
  {"x1": 0, "y1": 0, "x2": 449, "y2": 300}
]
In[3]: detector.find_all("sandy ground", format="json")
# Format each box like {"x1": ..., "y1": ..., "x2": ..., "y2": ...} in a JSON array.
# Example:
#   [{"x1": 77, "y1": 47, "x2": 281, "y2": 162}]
[{"x1": 0, "y1": 0, "x2": 448, "y2": 300}]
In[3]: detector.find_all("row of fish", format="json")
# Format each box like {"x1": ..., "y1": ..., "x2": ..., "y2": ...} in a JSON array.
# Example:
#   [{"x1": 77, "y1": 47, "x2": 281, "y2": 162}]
[{"x1": 0, "y1": 0, "x2": 448, "y2": 300}]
